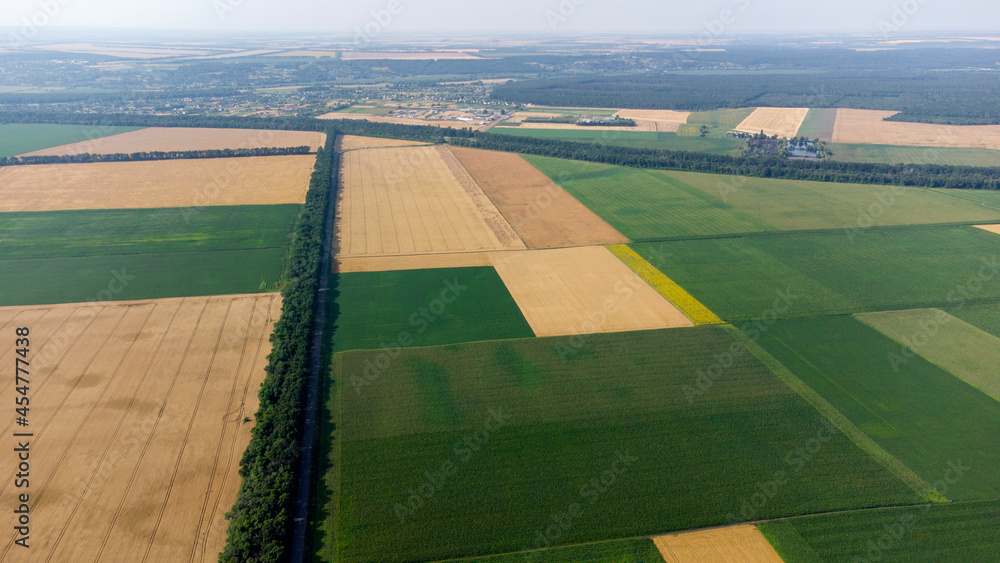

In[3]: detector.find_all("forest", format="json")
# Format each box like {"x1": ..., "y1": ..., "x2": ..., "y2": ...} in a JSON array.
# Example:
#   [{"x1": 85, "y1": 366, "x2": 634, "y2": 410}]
[{"x1": 491, "y1": 72, "x2": 1000, "y2": 125}]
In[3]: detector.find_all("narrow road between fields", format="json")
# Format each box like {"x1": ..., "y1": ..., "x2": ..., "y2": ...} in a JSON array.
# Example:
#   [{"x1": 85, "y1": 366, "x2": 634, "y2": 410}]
[{"x1": 290, "y1": 155, "x2": 338, "y2": 563}]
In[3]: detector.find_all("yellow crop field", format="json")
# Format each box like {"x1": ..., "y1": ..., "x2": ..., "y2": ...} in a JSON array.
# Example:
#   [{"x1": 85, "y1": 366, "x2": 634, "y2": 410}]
[
  {"x1": 0, "y1": 156, "x2": 315, "y2": 212},
  {"x1": 653, "y1": 525, "x2": 783, "y2": 563},
  {"x1": 735, "y1": 107, "x2": 810, "y2": 138},
  {"x1": 318, "y1": 112, "x2": 486, "y2": 131},
  {"x1": 0, "y1": 294, "x2": 279, "y2": 562},
  {"x1": 490, "y1": 246, "x2": 693, "y2": 337},
  {"x1": 22, "y1": 128, "x2": 326, "y2": 156},
  {"x1": 335, "y1": 145, "x2": 525, "y2": 257},
  {"x1": 833, "y1": 109, "x2": 1000, "y2": 149},
  {"x1": 607, "y1": 244, "x2": 724, "y2": 325}
]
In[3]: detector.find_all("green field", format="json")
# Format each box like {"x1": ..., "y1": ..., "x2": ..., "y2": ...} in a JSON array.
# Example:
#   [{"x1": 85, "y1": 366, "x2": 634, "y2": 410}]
[
  {"x1": 490, "y1": 128, "x2": 744, "y2": 156},
  {"x1": 857, "y1": 309, "x2": 1000, "y2": 402},
  {"x1": 331, "y1": 267, "x2": 534, "y2": 353},
  {"x1": 757, "y1": 315, "x2": 1000, "y2": 501},
  {"x1": 0, "y1": 205, "x2": 300, "y2": 259},
  {"x1": 440, "y1": 538, "x2": 663, "y2": 563},
  {"x1": 760, "y1": 501, "x2": 1000, "y2": 562},
  {"x1": 678, "y1": 108, "x2": 755, "y2": 137},
  {"x1": 1, "y1": 249, "x2": 285, "y2": 306},
  {"x1": 950, "y1": 302, "x2": 1000, "y2": 338},
  {"x1": 631, "y1": 226, "x2": 1000, "y2": 322},
  {"x1": 1, "y1": 205, "x2": 299, "y2": 306},
  {"x1": 796, "y1": 108, "x2": 838, "y2": 141},
  {"x1": 930, "y1": 188, "x2": 1000, "y2": 208},
  {"x1": 320, "y1": 327, "x2": 915, "y2": 562},
  {"x1": 522, "y1": 156, "x2": 1000, "y2": 240},
  {"x1": 0, "y1": 123, "x2": 142, "y2": 158},
  {"x1": 830, "y1": 142, "x2": 1000, "y2": 167}
]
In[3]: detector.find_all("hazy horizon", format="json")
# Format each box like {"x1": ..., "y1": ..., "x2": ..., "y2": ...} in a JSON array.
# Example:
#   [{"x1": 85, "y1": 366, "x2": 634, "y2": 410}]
[{"x1": 4, "y1": 0, "x2": 1000, "y2": 39}]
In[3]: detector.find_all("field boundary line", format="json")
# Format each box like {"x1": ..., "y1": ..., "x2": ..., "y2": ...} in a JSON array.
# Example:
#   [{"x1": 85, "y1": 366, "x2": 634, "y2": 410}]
[
  {"x1": 437, "y1": 145, "x2": 526, "y2": 249},
  {"x1": 606, "y1": 244, "x2": 723, "y2": 325},
  {"x1": 725, "y1": 324, "x2": 945, "y2": 503}
]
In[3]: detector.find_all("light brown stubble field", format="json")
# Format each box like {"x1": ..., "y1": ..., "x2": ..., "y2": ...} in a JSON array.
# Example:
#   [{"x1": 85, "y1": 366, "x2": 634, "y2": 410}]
[
  {"x1": 339, "y1": 51, "x2": 481, "y2": 60},
  {"x1": 448, "y1": 146, "x2": 629, "y2": 248},
  {"x1": 318, "y1": 112, "x2": 485, "y2": 131},
  {"x1": 0, "y1": 294, "x2": 279, "y2": 562},
  {"x1": 653, "y1": 525, "x2": 784, "y2": 563},
  {"x1": 0, "y1": 155, "x2": 316, "y2": 212},
  {"x1": 489, "y1": 246, "x2": 693, "y2": 337},
  {"x1": 735, "y1": 107, "x2": 810, "y2": 138},
  {"x1": 336, "y1": 135, "x2": 427, "y2": 152},
  {"x1": 832, "y1": 109, "x2": 1000, "y2": 149},
  {"x1": 615, "y1": 109, "x2": 692, "y2": 132},
  {"x1": 22, "y1": 128, "x2": 326, "y2": 156}
]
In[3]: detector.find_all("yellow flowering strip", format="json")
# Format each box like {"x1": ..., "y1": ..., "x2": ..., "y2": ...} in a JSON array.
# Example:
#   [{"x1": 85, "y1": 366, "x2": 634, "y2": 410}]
[{"x1": 606, "y1": 244, "x2": 724, "y2": 325}]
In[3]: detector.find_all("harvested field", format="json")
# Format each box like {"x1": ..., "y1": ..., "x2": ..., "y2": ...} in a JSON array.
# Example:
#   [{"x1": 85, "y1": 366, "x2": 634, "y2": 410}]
[
  {"x1": 318, "y1": 112, "x2": 484, "y2": 131},
  {"x1": 35, "y1": 43, "x2": 212, "y2": 59},
  {"x1": 615, "y1": 109, "x2": 691, "y2": 132},
  {"x1": 0, "y1": 156, "x2": 315, "y2": 212},
  {"x1": 267, "y1": 50, "x2": 338, "y2": 57},
  {"x1": 735, "y1": 107, "x2": 810, "y2": 138},
  {"x1": 335, "y1": 252, "x2": 496, "y2": 273},
  {"x1": 833, "y1": 109, "x2": 1000, "y2": 149},
  {"x1": 336, "y1": 135, "x2": 426, "y2": 152},
  {"x1": 335, "y1": 145, "x2": 524, "y2": 257},
  {"x1": 489, "y1": 246, "x2": 693, "y2": 337},
  {"x1": 22, "y1": 127, "x2": 326, "y2": 156},
  {"x1": 340, "y1": 51, "x2": 480, "y2": 60},
  {"x1": 653, "y1": 525, "x2": 783, "y2": 563},
  {"x1": 448, "y1": 146, "x2": 628, "y2": 248},
  {"x1": 976, "y1": 224, "x2": 1000, "y2": 235},
  {"x1": 0, "y1": 293, "x2": 279, "y2": 562}
]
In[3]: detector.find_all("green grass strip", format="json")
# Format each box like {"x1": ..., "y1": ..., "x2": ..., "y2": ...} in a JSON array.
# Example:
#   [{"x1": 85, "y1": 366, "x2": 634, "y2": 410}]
[{"x1": 724, "y1": 324, "x2": 946, "y2": 503}]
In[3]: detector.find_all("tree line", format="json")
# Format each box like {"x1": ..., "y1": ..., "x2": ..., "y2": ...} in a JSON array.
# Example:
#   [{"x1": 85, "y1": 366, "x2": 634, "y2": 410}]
[
  {"x1": 0, "y1": 146, "x2": 312, "y2": 167},
  {"x1": 451, "y1": 132, "x2": 1000, "y2": 190},
  {"x1": 0, "y1": 111, "x2": 475, "y2": 143},
  {"x1": 490, "y1": 72, "x2": 1000, "y2": 125},
  {"x1": 218, "y1": 132, "x2": 335, "y2": 563}
]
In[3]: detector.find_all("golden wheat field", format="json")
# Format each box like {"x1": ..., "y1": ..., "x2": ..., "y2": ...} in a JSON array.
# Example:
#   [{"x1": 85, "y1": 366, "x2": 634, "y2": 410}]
[
  {"x1": 318, "y1": 112, "x2": 486, "y2": 131},
  {"x1": 0, "y1": 156, "x2": 316, "y2": 212},
  {"x1": 653, "y1": 525, "x2": 784, "y2": 563},
  {"x1": 489, "y1": 246, "x2": 693, "y2": 337},
  {"x1": 832, "y1": 109, "x2": 1000, "y2": 149},
  {"x1": 0, "y1": 294, "x2": 279, "y2": 562},
  {"x1": 615, "y1": 109, "x2": 692, "y2": 132},
  {"x1": 22, "y1": 128, "x2": 326, "y2": 157},
  {"x1": 336, "y1": 135, "x2": 427, "y2": 152},
  {"x1": 735, "y1": 107, "x2": 810, "y2": 138},
  {"x1": 335, "y1": 145, "x2": 524, "y2": 257}
]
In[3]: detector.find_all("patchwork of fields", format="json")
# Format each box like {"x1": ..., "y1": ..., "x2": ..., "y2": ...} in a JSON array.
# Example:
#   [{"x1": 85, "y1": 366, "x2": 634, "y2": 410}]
[
  {"x1": 318, "y1": 136, "x2": 1000, "y2": 562},
  {"x1": 1, "y1": 124, "x2": 319, "y2": 560},
  {"x1": 12, "y1": 113, "x2": 1000, "y2": 562}
]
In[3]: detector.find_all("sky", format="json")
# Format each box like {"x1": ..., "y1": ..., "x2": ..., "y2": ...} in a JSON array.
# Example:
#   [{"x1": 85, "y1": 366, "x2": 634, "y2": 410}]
[{"x1": 3, "y1": 0, "x2": 999, "y2": 38}]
